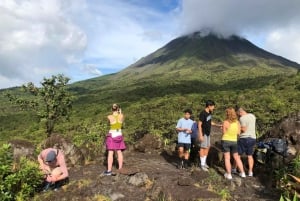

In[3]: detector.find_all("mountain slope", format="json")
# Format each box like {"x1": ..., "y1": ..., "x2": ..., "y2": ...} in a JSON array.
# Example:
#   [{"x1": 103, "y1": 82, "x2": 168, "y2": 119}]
[
  {"x1": 1, "y1": 33, "x2": 300, "y2": 145},
  {"x1": 114, "y1": 33, "x2": 299, "y2": 82},
  {"x1": 130, "y1": 33, "x2": 299, "y2": 68}
]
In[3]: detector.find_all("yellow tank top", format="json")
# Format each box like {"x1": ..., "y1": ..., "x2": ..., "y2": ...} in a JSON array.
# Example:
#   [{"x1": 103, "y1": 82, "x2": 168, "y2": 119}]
[
  {"x1": 222, "y1": 121, "x2": 239, "y2": 141},
  {"x1": 110, "y1": 114, "x2": 122, "y2": 130}
]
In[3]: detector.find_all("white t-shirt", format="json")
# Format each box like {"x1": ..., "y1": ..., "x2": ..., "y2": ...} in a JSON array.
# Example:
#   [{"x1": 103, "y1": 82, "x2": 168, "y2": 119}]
[{"x1": 240, "y1": 113, "x2": 256, "y2": 139}]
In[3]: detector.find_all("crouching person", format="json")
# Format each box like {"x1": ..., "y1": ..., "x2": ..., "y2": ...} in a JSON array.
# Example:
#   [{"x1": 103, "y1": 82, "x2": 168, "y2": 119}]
[{"x1": 38, "y1": 148, "x2": 69, "y2": 191}]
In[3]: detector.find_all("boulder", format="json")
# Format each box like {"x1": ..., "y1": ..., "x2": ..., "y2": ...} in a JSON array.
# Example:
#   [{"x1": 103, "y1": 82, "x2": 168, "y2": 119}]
[
  {"x1": 9, "y1": 139, "x2": 35, "y2": 161},
  {"x1": 41, "y1": 134, "x2": 85, "y2": 166},
  {"x1": 134, "y1": 134, "x2": 163, "y2": 153},
  {"x1": 266, "y1": 111, "x2": 300, "y2": 151},
  {"x1": 127, "y1": 172, "x2": 149, "y2": 187}
]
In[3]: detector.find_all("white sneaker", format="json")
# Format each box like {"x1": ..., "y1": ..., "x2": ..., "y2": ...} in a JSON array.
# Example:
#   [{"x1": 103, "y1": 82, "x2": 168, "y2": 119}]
[
  {"x1": 224, "y1": 173, "x2": 232, "y2": 180},
  {"x1": 248, "y1": 172, "x2": 253, "y2": 177},
  {"x1": 203, "y1": 164, "x2": 210, "y2": 169},
  {"x1": 201, "y1": 166, "x2": 209, "y2": 172},
  {"x1": 239, "y1": 172, "x2": 246, "y2": 178}
]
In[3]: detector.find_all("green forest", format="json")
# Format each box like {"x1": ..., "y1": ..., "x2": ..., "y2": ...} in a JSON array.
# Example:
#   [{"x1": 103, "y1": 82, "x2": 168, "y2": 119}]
[{"x1": 1, "y1": 70, "x2": 299, "y2": 147}]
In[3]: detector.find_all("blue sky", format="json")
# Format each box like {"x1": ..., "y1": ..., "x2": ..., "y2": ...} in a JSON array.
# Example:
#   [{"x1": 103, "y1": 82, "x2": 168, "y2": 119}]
[{"x1": 1, "y1": 0, "x2": 300, "y2": 89}]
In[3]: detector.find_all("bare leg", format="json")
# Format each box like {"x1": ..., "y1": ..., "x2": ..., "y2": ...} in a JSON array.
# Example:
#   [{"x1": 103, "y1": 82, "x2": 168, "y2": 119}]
[
  {"x1": 117, "y1": 150, "x2": 123, "y2": 169},
  {"x1": 199, "y1": 147, "x2": 210, "y2": 157},
  {"x1": 233, "y1": 153, "x2": 245, "y2": 173},
  {"x1": 248, "y1": 155, "x2": 254, "y2": 173},
  {"x1": 199, "y1": 147, "x2": 210, "y2": 166},
  {"x1": 178, "y1": 147, "x2": 184, "y2": 159},
  {"x1": 184, "y1": 151, "x2": 190, "y2": 160},
  {"x1": 107, "y1": 150, "x2": 114, "y2": 171},
  {"x1": 224, "y1": 152, "x2": 231, "y2": 174}
]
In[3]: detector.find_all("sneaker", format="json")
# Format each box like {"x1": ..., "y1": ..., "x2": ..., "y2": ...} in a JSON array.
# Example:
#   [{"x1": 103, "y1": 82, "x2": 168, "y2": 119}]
[
  {"x1": 231, "y1": 168, "x2": 237, "y2": 174},
  {"x1": 201, "y1": 166, "x2": 209, "y2": 172},
  {"x1": 177, "y1": 160, "x2": 184, "y2": 169},
  {"x1": 203, "y1": 164, "x2": 210, "y2": 169},
  {"x1": 102, "y1": 170, "x2": 112, "y2": 176},
  {"x1": 224, "y1": 173, "x2": 232, "y2": 180},
  {"x1": 183, "y1": 160, "x2": 189, "y2": 169},
  {"x1": 248, "y1": 172, "x2": 253, "y2": 177},
  {"x1": 239, "y1": 172, "x2": 246, "y2": 178}
]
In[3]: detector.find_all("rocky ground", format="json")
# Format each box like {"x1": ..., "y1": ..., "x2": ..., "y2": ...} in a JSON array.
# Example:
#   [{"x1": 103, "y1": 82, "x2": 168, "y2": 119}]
[
  {"x1": 34, "y1": 146, "x2": 280, "y2": 201},
  {"x1": 22, "y1": 112, "x2": 300, "y2": 201}
]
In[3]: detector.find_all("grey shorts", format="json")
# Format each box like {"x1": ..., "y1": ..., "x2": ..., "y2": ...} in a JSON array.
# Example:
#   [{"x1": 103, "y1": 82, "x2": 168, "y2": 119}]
[{"x1": 200, "y1": 135, "x2": 210, "y2": 148}]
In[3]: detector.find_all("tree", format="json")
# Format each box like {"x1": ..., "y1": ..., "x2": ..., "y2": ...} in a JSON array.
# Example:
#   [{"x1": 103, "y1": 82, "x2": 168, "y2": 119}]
[{"x1": 7, "y1": 74, "x2": 73, "y2": 137}]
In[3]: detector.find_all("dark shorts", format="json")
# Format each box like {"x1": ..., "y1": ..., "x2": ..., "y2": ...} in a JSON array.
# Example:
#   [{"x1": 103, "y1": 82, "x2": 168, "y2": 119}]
[
  {"x1": 238, "y1": 137, "x2": 256, "y2": 155},
  {"x1": 221, "y1": 140, "x2": 238, "y2": 153},
  {"x1": 191, "y1": 138, "x2": 200, "y2": 148},
  {"x1": 177, "y1": 143, "x2": 191, "y2": 151}
]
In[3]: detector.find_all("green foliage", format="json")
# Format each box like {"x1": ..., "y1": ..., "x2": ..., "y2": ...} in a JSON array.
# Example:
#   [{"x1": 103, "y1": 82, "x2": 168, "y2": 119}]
[
  {"x1": 6, "y1": 74, "x2": 73, "y2": 136},
  {"x1": 275, "y1": 154, "x2": 300, "y2": 200},
  {"x1": 280, "y1": 193, "x2": 298, "y2": 201},
  {"x1": 0, "y1": 144, "x2": 43, "y2": 201}
]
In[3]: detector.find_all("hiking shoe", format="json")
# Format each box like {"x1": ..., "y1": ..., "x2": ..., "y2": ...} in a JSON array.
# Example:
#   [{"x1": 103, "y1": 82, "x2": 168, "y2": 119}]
[
  {"x1": 239, "y1": 172, "x2": 246, "y2": 178},
  {"x1": 102, "y1": 170, "x2": 112, "y2": 176},
  {"x1": 231, "y1": 168, "x2": 237, "y2": 174},
  {"x1": 177, "y1": 160, "x2": 184, "y2": 169},
  {"x1": 183, "y1": 160, "x2": 189, "y2": 169},
  {"x1": 201, "y1": 166, "x2": 209, "y2": 172},
  {"x1": 224, "y1": 173, "x2": 232, "y2": 180},
  {"x1": 248, "y1": 172, "x2": 253, "y2": 177}
]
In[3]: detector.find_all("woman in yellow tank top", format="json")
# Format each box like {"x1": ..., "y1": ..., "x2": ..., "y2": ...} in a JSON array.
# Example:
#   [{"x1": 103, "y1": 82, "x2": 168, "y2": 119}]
[
  {"x1": 222, "y1": 107, "x2": 245, "y2": 180},
  {"x1": 103, "y1": 104, "x2": 126, "y2": 176}
]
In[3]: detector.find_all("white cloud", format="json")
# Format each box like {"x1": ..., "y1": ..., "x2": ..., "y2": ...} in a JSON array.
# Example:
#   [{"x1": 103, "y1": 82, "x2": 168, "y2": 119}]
[
  {"x1": 2, "y1": 0, "x2": 299, "y2": 89},
  {"x1": 0, "y1": 0, "x2": 87, "y2": 88},
  {"x1": 264, "y1": 26, "x2": 300, "y2": 63},
  {"x1": 0, "y1": 0, "x2": 179, "y2": 89},
  {"x1": 180, "y1": 0, "x2": 300, "y2": 65},
  {"x1": 82, "y1": 64, "x2": 102, "y2": 76}
]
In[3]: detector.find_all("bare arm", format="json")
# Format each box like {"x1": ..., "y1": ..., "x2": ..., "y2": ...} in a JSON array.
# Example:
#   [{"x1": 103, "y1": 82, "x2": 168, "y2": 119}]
[
  {"x1": 222, "y1": 120, "x2": 230, "y2": 134},
  {"x1": 198, "y1": 121, "x2": 204, "y2": 141},
  {"x1": 241, "y1": 126, "x2": 247, "y2": 133},
  {"x1": 212, "y1": 121, "x2": 222, "y2": 127},
  {"x1": 237, "y1": 122, "x2": 241, "y2": 135},
  {"x1": 55, "y1": 153, "x2": 68, "y2": 181}
]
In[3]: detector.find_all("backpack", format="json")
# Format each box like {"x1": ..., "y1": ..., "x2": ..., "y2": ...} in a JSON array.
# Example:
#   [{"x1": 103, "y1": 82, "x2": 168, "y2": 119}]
[
  {"x1": 254, "y1": 138, "x2": 288, "y2": 164},
  {"x1": 191, "y1": 122, "x2": 198, "y2": 139},
  {"x1": 264, "y1": 138, "x2": 288, "y2": 156}
]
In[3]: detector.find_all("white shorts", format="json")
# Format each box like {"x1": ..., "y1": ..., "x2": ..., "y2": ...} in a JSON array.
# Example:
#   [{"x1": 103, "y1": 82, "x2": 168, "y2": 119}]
[{"x1": 109, "y1": 130, "x2": 122, "y2": 138}]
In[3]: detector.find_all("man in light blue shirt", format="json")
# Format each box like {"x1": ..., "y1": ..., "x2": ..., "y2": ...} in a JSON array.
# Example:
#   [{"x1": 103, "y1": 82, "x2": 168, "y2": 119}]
[{"x1": 176, "y1": 109, "x2": 194, "y2": 169}]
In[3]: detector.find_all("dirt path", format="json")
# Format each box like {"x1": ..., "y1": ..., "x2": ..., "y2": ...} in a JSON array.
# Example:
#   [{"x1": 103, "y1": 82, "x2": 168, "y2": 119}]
[{"x1": 35, "y1": 149, "x2": 280, "y2": 201}]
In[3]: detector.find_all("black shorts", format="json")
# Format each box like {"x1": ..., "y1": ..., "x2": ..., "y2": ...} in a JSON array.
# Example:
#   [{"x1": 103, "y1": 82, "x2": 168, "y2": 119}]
[
  {"x1": 177, "y1": 143, "x2": 191, "y2": 151},
  {"x1": 221, "y1": 140, "x2": 238, "y2": 153},
  {"x1": 238, "y1": 138, "x2": 256, "y2": 155}
]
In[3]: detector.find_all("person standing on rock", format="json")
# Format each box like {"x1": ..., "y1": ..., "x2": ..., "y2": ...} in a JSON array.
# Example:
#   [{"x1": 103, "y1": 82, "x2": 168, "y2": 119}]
[
  {"x1": 103, "y1": 104, "x2": 126, "y2": 176},
  {"x1": 190, "y1": 115, "x2": 200, "y2": 165},
  {"x1": 38, "y1": 148, "x2": 69, "y2": 191},
  {"x1": 235, "y1": 107, "x2": 256, "y2": 177},
  {"x1": 222, "y1": 107, "x2": 246, "y2": 180},
  {"x1": 176, "y1": 109, "x2": 194, "y2": 169},
  {"x1": 198, "y1": 100, "x2": 221, "y2": 171}
]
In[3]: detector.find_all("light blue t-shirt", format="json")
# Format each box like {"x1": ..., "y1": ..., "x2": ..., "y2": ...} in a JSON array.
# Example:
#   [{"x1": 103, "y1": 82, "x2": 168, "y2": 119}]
[{"x1": 176, "y1": 118, "x2": 194, "y2": 144}]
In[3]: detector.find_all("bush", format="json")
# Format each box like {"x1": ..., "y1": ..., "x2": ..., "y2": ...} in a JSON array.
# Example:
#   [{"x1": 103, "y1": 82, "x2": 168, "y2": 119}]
[{"x1": 0, "y1": 144, "x2": 43, "y2": 201}]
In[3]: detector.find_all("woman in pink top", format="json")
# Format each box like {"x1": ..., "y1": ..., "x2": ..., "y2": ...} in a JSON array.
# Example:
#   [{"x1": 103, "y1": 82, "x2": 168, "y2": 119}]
[{"x1": 38, "y1": 148, "x2": 69, "y2": 191}]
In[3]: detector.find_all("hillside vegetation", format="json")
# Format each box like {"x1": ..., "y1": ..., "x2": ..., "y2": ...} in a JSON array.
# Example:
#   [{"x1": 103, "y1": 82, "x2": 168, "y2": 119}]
[{"x1": 0, "y1": 33, "x2": 300, "y2": 146}]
